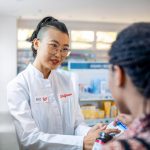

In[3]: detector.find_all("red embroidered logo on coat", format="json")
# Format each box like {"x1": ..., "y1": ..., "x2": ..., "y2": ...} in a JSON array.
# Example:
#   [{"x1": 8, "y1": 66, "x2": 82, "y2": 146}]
[
  {"x1": 42, "y1": 96, "x2": 49, "y2": 103},
  {"x1": 60, "y1": 93, "x2": 72, "y2": 99}
]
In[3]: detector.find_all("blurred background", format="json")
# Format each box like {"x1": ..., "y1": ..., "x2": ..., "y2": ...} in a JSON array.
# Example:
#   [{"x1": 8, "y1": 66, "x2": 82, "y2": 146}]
[{"x1": 0, "y1": 0, "x2": 150, "y2": 149}]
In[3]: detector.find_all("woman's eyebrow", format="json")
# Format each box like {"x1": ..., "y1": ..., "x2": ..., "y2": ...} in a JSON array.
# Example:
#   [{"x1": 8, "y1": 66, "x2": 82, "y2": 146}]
[
  {"x1": 50, "y1": 40, "x2": 69, "y2": 47},
  {"x1": 63, "y1": 44, "x2": 69, "y2": 47},
  {"x1": 50, "y1": 40, "x2": 60, "y2": 45}
]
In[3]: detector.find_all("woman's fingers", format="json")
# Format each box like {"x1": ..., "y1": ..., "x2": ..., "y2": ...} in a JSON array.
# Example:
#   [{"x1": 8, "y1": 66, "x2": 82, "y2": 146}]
[
  {"x1": 113, "y1": 118, "x2": 119, "y2": 126},
  {"x1": 104, "y1": 128, "x2": 121, "y2": 134},
  {"x1": 113, "y1": 113, "x2": 133, "y2": 126},
  {"x1": 89, "y1": 123, "x2": 107, "y2": 134},
  {"x1": 96, "y1": 123, "x2": 107, "y2": 129}
]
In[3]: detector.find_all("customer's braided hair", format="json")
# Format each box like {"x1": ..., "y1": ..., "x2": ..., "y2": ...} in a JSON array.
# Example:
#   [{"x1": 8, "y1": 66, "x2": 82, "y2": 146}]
[
  {"x1": 109, "y1": 22, "x2": 150, "y2": 99},
  {"x1": 28, "y1": 16, "x2": 69, "y2": 57}
]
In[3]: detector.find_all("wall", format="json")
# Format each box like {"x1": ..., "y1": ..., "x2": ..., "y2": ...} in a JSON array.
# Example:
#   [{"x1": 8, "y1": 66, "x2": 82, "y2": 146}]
[
  {"x1": 18, "y1": 19, "x2": 129, "y2": 31},
  {"x1": 0, "y1": 16, "x2": 17, "y2": 112}
]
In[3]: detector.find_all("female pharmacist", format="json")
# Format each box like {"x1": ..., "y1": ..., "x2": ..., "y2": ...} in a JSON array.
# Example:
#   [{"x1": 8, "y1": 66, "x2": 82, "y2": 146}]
[{"x1": 7, "y1": 16, "x2": 119, "y2": 150}]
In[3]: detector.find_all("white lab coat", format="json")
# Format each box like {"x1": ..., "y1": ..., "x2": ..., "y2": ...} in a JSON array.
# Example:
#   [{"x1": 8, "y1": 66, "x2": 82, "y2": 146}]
[{"x1": 7, "y1": 64, "x2": 90, "y2": 150}]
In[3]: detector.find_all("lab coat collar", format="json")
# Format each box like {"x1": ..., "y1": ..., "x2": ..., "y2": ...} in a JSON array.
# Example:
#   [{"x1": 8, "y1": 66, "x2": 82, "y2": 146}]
[{"x1": 28, "y1": 63, "x2": 53, "y2": 80}]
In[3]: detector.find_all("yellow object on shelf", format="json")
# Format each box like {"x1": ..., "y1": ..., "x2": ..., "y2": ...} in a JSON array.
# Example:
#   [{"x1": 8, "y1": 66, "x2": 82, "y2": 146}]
[
  {"x1": 111, "y1": 102, "x2": 118, "y2": 118},
  {"x1": 98, "y1": 109, "x2": 105, "y2": 119},
  {"x1": 81, "y1": 105, "x2": 106, "y2": 119},
  {"x1": 104, "y1": 101, "x2": 111, "y2": 118},
  {"x1": 95, "y1": 109, "x2": 99, "y2": 119},
  {"x1": 81, "y1": 105, "x2": 97, "y2": 119}
]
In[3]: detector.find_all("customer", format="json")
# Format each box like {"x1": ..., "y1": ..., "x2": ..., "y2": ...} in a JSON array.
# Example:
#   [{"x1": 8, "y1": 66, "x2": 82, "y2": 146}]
[{"x1": 103, "y1": 22, "x2": 150, "y2": 150}]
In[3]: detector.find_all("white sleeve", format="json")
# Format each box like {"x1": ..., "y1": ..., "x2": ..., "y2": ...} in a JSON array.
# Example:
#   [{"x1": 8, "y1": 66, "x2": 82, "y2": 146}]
[
  {"x1": 7, "y1": 82, "x2": 84, "y2": 150},
  {"x1": 74, "y1": 103, "x2": 91, "y2": 136},
  {"x1": 70, "y1": 72, "x2": 91, "y2": 136}
]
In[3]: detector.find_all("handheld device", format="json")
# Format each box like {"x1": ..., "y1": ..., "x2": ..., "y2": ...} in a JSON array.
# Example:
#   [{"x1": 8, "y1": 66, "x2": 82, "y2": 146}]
[{"x1": 106, "y1": 120, "x2": 127, "y2": 137}]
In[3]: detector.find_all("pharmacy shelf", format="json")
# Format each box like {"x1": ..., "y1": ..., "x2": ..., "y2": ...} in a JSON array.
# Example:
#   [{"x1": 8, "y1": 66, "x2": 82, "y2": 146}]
[
  {"x1": 85, "y1": 118, "x2": 115, "y2": 126},
  {"x1": 80, "y1": 98, "x2": 115, "y2": 102},
  {"x1": 79, "y1": 94, "x2": 115, "y2": 102}
]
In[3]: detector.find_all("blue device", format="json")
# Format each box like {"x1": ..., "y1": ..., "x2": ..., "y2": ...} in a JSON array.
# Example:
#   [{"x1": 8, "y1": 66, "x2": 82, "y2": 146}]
[{"x1": 116, "y1": 121, "x2": 128, "y2": 130}]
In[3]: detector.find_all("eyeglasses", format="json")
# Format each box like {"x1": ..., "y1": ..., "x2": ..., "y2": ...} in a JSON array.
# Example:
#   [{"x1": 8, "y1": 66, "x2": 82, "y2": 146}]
[{"x1": 47, "y1": 43, "x2": 71, "y2": 57}]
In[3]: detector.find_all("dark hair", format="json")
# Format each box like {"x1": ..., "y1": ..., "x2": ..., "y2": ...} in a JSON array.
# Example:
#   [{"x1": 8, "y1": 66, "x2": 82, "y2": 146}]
[
  {"x1": 28, "y1": 16, "x2": 69, "y2": 57},
  {"x1": 109, "y1": 22, "x2": 150, "y2": 99}
]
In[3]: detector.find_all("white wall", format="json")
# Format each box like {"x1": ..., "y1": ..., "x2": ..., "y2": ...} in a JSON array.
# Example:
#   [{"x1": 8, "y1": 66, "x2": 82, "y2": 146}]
[
  {"x1": 0, "y1": 16, "x2": 17, "y2": 112},
  {"x1": 18, "y1": 19, "x2": 129, "y2": 31}
]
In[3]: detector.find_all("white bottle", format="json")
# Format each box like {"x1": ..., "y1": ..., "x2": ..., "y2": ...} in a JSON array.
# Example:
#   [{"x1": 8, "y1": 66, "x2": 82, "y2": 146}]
[{"x1": 92, "y1": 139, "x2": 104, "y2": 150}]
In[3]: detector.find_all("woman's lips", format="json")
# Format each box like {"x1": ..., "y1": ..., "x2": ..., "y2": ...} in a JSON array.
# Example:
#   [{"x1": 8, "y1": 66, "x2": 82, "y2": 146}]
[{"x1": 50, "y1": 59, "x2": 60, "y2": 65}]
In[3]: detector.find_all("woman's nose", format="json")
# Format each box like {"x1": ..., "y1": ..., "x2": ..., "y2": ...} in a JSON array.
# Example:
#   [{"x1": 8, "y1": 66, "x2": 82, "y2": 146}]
[{"x1": 54, "y1": 49, "x2": 62, "y2": 57}]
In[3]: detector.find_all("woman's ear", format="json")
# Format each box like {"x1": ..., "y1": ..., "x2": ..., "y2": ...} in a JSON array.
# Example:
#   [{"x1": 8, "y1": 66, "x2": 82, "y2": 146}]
[
  {"x1": 33, "y1": 38, "x2": 40, "y2": 50},
  {"x1": 113, "y1": 65, "x2": 125, "y2": 87}
]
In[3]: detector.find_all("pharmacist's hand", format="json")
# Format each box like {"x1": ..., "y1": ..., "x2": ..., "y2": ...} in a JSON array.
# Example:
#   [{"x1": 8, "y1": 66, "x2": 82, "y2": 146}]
[
  {"x1": 113, "y1": 113, "x2": 133, "y2": 127},
  {"x1": 97, "y1": 125, "x2": 121, "y2": 134},
  {"x1": 83, "y1": 127, "x2": 120, "y2": 150},
  {"x1": 87, "y1": 123, "x2": 107, "y2": 135},
  {"x1": 83, "y1": 128, "x2": 102, "y2": 150},
  {"x1": 102, "y1": 128, "x2": 121, "y2": 134}
]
